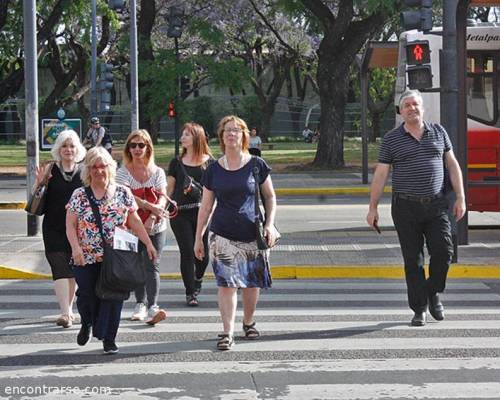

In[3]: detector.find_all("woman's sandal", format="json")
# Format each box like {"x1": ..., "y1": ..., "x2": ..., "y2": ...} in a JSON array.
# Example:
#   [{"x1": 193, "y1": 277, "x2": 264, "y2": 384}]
[
  {"x1": 186, "y1": 294, "x2": 198, "y2": 307},
  {"x1": 242, "y1": 321, "x2": 260, "y2": 339},
  {"x1": 217, "y1": 334, "x2": 234, "y2": 351}
]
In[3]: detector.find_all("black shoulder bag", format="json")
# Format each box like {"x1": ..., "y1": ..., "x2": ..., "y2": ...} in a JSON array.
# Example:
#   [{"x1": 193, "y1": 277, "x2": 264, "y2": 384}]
[
  {"x1": 252, "y1": 157, "x2": 281, "y2": 250},
  {"x1": 85, "y1": 187, "x2": 145, "y2": 301},
  {"x1": 178, "y1": 157, "x2": 203, "y2": 202}
]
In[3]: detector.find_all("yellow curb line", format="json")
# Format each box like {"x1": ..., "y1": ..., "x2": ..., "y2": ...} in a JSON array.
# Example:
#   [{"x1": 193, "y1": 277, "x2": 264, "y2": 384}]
[
  {"x1": 2, "y1": 264, "x2": 500, "y2": 280},
  {"x1": 0, "y1": 202, "x2": 26, "y2": 210},
  {"x1": 275, "y1": 187, "x2": 392, "y2": 196},
  {"x1": 0, "y1": 187, "x2": 392, "y2": 210}
]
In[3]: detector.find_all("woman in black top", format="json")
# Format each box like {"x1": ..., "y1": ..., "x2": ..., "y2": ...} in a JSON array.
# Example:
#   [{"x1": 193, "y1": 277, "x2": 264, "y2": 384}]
[
  {"x1": 35, "y1": 130, "x2": 85, "y2": 329},
  {"x1": 167, "y1": 122, "x2": 212, "y2": 306}
]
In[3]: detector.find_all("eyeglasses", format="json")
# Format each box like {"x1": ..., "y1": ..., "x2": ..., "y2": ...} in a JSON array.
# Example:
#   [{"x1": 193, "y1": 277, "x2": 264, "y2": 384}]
[
  {"x1": 224, "y1": 127, "x2": 242, "y2": 133},
  {"x1": 129, "y1": 142, "x2": 146, "y2": 149},
  {"x1": 91, "y1": 164, "x2": 108, "y2": 171}
]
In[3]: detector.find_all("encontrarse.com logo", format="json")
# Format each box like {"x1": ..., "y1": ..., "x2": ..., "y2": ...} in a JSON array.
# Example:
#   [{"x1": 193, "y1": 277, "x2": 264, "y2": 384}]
[{"x1": 3, "y1": 385, "x2": 112, "y2": 396}]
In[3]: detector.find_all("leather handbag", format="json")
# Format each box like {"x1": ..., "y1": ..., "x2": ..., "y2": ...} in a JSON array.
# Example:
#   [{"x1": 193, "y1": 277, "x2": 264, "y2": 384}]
[
  {"x1": 85, "y1": 188, "x2": 146, "y2": 300},
  {"x1": 178, "y1": 157, "x2": 203, "y2": 202},
  {"x1": 252, "y1": 157, "x2": 281, "y2": 250},
  {"x1": 25, "y1": 162, "x2": 54, "y2": 216},
  {"x1": 132, "y1": 187, "x2": 164, "y2": 223}
]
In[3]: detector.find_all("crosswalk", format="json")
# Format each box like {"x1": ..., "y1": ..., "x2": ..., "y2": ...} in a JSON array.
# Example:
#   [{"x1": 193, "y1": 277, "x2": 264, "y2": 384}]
[{"x1": 0, "y1": 279, "x2": 500, "y2": 399}]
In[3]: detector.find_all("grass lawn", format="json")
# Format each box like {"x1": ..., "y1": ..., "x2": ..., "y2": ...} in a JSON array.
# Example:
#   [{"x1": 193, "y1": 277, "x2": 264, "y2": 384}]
[{"x1": 0, "y1": 138, "x2": 380, "y2": 173}]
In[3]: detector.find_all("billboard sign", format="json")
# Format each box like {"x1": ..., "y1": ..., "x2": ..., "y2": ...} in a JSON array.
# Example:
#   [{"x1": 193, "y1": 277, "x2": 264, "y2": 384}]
[{"x1": 40, "y1": 119, "x2": 82, "y2": 150}]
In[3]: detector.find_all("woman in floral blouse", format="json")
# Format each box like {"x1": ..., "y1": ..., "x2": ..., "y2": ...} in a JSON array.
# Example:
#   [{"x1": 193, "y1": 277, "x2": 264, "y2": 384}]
[{"x1": 66, "y1": 147, "x2": 157, "y2": 355}]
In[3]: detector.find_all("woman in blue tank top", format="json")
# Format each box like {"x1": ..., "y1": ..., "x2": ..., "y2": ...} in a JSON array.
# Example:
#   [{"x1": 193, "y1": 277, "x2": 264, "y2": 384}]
[{"x1": 194, "y1": 115, "x2": 279, "y2": 351}]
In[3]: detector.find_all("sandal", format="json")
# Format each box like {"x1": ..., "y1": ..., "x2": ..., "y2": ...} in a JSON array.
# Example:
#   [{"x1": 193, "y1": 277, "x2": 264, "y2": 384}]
[
  {"x1": 217, "y1": 333, "x2": 234, "y2": 351},
  {"x1": 194, "y1": 278, "x2": 203, "y2": 296},
  {"x1": 186, "y1": 294, "x2": 199, "y2": 307},
  {"x1": 242, "y1": 321, "x2": 260, "y2": 339}
]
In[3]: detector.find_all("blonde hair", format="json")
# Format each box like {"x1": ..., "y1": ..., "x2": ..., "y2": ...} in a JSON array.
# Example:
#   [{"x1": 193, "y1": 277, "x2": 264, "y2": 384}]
[
  {"x1": 80, "y1": 146, "x2": 117, "y2": 186},
  {"x1": 181, "y1": 122, "x2": 212, "y2": 162},
  {"x1": 122, "y1": 129, "x2": 155, "y2": 168},
  {"x1": 50, "y1": 130, "x2": 86, "y2": 163},
  {"x1": 217, "y1": 115, "x2": 250, "y2": 154}
]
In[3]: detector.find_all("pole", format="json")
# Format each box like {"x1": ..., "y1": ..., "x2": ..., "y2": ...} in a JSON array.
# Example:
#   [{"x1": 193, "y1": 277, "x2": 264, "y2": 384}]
[
  {"x1": 360, "y1": 65, "x2": 369, "y2": 185},
  {"x1": 90, "y1": 0, "x2": 98, "y2": 116},
  {"x1": 440, "y1": 0, "x2": 466, "y2": 260},
  {"x1": 174, "y1": 36, "x2": 180, "y2": 156},
  {"x1": 130, "y1": 0, "x2": 139, "y2": 131},
  {"x1": 23, "y1": 0, "x2": 40, "y2": 236}
]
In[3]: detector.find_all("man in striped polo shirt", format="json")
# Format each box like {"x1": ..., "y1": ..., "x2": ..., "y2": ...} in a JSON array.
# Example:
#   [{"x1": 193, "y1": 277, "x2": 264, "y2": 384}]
[{"x1": 366, "y1": 90, "x2": 466, "y2": 327}]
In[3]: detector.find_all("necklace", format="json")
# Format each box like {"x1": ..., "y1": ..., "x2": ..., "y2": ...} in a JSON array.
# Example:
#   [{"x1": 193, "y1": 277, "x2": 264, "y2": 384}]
[
  {"x1": 223, "y1": 154, "x2": 246, "y2": 170},
  {"x1": 58, "y1": 162, "x2": 78, "y2": 182}
]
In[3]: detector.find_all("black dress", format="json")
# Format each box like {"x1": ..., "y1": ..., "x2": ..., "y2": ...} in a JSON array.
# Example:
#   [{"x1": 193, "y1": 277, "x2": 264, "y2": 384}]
[{"x1": 42, "y1": 163, "x2": 82, "y2": 280}]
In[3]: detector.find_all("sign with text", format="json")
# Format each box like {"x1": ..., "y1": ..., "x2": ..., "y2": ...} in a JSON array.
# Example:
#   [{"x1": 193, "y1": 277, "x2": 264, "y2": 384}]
[{"x1": 40, "y1": 119, "x2": 82, "y2": 150}]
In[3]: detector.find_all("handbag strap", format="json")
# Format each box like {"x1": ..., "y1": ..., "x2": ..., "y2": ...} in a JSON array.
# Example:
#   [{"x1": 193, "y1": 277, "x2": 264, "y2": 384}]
[
  {"x1": 251, "y1": 156, "x2": 263, "y2": 222},
  {"x1": 177, "y1": 156, "x2": 202, "y2": 187},
  {"x1": 84, "y1": 187, "x2": 106, "y2": 243}
]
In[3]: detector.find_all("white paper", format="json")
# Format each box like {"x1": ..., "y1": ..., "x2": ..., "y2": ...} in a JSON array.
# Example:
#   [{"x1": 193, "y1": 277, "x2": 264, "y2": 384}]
[{"x1": 113, "y1": 227, "x2": 139, "y2": 252}]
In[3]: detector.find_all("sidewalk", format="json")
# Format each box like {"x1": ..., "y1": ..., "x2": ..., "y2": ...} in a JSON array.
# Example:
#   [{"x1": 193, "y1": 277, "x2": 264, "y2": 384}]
[{"x1": 1, "y1": 171, "x2": 500, "y2": 280}]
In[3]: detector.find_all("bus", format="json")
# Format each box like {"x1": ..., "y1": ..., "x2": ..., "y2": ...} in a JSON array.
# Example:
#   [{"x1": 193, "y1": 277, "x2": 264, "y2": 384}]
[{"x1": 396, "y1": 23, "x2": 500, "y2": 212}]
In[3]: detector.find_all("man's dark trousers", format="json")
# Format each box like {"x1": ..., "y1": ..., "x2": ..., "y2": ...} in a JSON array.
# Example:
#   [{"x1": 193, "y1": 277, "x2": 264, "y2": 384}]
[{"x1": 391, "y1": 195, "x2": 454, "y2": 313}]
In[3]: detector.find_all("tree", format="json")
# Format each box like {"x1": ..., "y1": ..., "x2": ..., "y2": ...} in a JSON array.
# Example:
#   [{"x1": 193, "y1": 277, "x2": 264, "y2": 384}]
[{"x1": 284, "y1": 0, "x2": 399, "y2": 168}]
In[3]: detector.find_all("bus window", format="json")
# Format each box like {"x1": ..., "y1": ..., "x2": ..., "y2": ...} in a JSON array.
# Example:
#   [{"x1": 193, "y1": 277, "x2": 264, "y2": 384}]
[{"x1": 467, "y1": 53, "x2": 496, "y2": 124}]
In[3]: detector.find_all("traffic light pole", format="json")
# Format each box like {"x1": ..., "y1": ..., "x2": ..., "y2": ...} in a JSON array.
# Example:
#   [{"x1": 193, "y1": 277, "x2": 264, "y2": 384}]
[
  {"x1": 90, "y1": 0, "x2": 98, "y2": 116},
  {"x1": 130, "y1": 0, "x2": 139, "y2": 131},
  {"x1": 174, "y1": 36, "x2": 180, "y2": 156},
  {"x1": 440, "y1": 0, "x2": 467, "y2": 261},
  {"x1": 23, "y1": 0, "x2": 40, "y2": 236}
]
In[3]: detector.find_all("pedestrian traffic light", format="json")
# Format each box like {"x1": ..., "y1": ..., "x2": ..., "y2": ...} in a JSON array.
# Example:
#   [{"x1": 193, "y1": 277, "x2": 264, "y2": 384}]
[
  {"x1": 168, "y1": 100, "x2": 176, "y2": 118},
  {"x1": 166, "y1": 6, "x2": 184, "y2": 38},
  {"x1": 405, "y1": 40, "x2": 433, "y2": 89},
  {"x1": 108, "y1": 0, "x2": 125, "y2": 11},
  {"x1": 401, "y1": 0, "x2": 433, "y2": 32},
  {"x1": 99, "y1": 63, "x2": 114, "y2": 112},
  {"x1": 180, "y1": 77, "x2": 190, "y2": 98}
]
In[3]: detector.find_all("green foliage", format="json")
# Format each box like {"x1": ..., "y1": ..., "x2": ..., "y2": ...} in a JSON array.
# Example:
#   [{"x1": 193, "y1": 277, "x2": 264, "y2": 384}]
[{"x1": 182, "y1": 96, "x2": 216, "y2": 137}]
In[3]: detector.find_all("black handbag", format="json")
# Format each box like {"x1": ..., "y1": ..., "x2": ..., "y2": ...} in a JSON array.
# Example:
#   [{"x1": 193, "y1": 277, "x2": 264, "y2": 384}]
[
  {"x1": 252, "y1": 157, "x2": 281, "y2": 250},
  {"x1": 178, "y1": 157, "x2": 203, "y2": 202},
  {"x1": 85, "y1": 187, "x2": 145, "y2": 300},
  {"x1": 25, "y1": 162, "x2": 54, "y2": 216}
]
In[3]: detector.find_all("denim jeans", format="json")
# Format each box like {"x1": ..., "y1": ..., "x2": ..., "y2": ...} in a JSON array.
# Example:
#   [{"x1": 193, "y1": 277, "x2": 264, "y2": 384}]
[
  {"x1": 73, "y1": 263, "x2": 123, "y2": 342},
  {"x1": 134, "y1": 230, "x2": 167, "y2": 307},
  {"x1": 391, "y1": 195, "x2": 454, "y2": 313}
]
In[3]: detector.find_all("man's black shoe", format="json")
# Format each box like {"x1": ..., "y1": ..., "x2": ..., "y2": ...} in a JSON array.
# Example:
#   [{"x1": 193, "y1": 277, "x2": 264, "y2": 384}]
[
  {"x1": 103, "y1": 340, "x2": 119, "y2": 354},
  {"x1": 428, "y1": 293, "x2": 445, "y2": 321},
  {"x1": 411, "y1": 312, "x2": 426, "y2": 326},
  {"x1": 77, "y1": 324, "x2": 91, "y2": 346}
]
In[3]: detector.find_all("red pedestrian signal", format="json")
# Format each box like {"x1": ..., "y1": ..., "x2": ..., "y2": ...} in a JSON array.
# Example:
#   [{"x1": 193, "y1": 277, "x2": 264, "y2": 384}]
[
  {"x1": 406, "y1": 40, "x2": 430, "y2": 65},
  {"x1": 168, "y1": 100, "x2": 175, "y2": 118}
]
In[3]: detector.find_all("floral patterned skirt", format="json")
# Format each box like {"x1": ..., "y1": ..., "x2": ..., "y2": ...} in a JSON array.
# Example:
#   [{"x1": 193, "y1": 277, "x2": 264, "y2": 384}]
[{"x1": 209, "y1": 233, "x2": 272, "y2": 288}]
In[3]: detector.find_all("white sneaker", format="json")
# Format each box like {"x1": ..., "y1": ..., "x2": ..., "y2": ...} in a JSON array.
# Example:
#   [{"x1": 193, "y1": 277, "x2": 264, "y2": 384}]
[
  {"x1": 131, "y1": 303, "x2": 147, "y2": 321},
  {"x1": 146, "y1": 305, "x2": 167, "y2": 325}
]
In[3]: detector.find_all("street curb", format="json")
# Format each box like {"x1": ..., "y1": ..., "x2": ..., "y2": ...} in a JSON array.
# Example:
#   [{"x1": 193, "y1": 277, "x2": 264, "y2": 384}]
[
  {"x1": 1, "y1": 264, "x2": 499, "y2": 280},
  {"x1": 0, "y1": 187, "x2": 393, "y2": 210},
  {"x1": 275, "y1": 187, "x2": 392, "y2": 196},
  {"x1": 0, "y1": 202, "x2": 26, "y2": 210}
]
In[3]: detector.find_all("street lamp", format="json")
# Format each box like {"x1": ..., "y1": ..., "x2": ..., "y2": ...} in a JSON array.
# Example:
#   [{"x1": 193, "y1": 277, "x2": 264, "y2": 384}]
[{"x1": 166, "y1": 5, "x2": 185, "y2": 156}]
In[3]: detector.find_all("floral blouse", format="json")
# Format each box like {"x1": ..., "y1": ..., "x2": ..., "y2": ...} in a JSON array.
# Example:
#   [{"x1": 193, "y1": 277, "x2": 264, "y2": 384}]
[{"x1": 67, "y1": 185, "x2": 138, "y2": 265}]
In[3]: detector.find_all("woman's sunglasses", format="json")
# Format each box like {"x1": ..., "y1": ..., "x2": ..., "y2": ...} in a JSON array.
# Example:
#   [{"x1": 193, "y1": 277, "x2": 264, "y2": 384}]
[{"x1": 129, "y1": 142, "x2": 146, "y2": 149}]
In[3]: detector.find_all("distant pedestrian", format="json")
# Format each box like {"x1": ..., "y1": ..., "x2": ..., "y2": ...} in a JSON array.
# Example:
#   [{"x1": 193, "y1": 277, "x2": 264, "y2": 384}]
[
  {"x1": 366, "y1": 89, "x2": 466, "y2": 327},
  {"x1": 35, "y1": 130, "x2": 85, "y2": 329},
  {"x1": 248, "y1": 127, "x2": 262, "y2": 157},
  {"x1": 194, "y1": 115, "x2": 278, "y2": 351},
  {"x1": 66, "y1": 147, "x2": 157, "y2": 354},
  {"x1": 167, "y1": 122, "x2": 212, "y2": 307},
  {"x1": 83, "y1": 117, "x2": 113, "y2": 155},
  {"x1": 116, "y1": 129, "x2": 170, "y2": 325},
  {"x1": 302, "y1": 126, "x2": 313, "y2": 143}
]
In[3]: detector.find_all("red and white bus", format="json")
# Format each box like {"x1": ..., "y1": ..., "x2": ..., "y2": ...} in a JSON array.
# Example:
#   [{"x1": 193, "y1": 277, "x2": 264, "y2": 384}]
[{"x1": 396, "y1": 24, "x2": 500, "y2": 212}]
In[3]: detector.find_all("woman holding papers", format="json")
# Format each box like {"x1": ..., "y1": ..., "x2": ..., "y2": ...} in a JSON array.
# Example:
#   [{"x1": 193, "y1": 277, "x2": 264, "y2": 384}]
[
  {"x1": 117, "y1": 129, "x2": 172, "y2": 325},
  {"x1": 66, "y1": 147, "x2": 157, "y2": 355}
]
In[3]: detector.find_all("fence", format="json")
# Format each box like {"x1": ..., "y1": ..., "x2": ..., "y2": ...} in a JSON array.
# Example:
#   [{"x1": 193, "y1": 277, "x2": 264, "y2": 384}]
[{"x1": 0, "y1": 96, "x2": 395, "y2": 143}]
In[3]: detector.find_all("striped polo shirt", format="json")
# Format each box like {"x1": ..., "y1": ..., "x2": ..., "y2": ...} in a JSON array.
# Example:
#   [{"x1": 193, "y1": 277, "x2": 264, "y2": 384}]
[{"x1": 378, "y1": 122, "x2": 452, "y2": 196}]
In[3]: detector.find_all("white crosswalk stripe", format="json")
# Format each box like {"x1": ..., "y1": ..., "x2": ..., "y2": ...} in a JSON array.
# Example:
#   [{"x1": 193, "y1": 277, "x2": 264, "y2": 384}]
[{"x1": 0, "y1": 279, "x2": 499, "y2": 399}]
